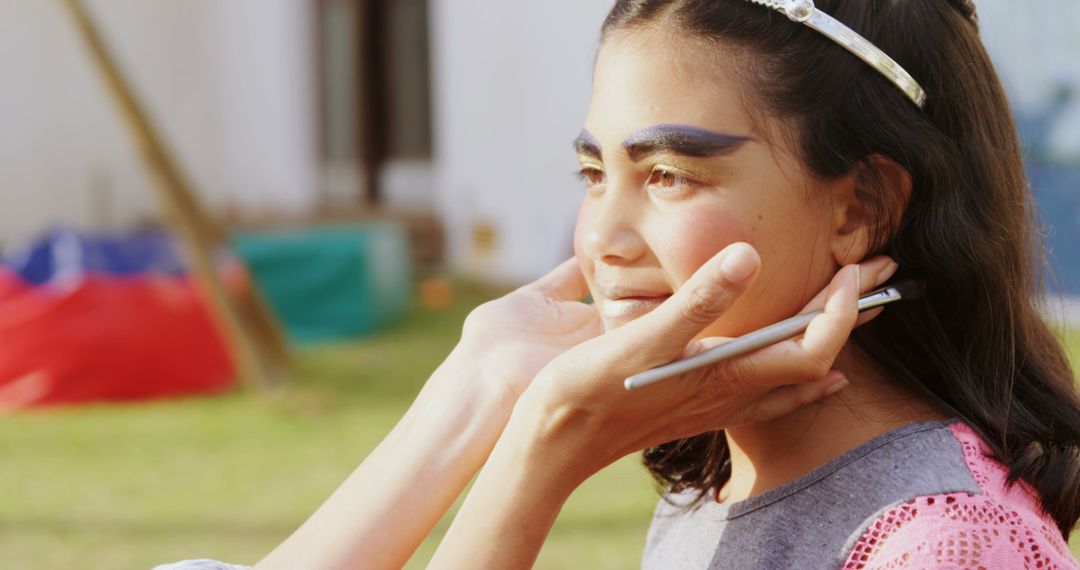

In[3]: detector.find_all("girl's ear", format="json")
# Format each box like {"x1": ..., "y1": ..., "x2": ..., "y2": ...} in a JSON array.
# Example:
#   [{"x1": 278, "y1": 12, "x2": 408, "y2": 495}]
[{"x1": 829, "y1": 154, "x2": 912, "y2": 266}]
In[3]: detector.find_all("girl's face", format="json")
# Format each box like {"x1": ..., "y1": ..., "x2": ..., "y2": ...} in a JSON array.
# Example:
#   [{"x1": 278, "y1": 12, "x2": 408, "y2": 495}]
[{"x1": 573, "y1": 27, "x2": 849, "y2": 337}]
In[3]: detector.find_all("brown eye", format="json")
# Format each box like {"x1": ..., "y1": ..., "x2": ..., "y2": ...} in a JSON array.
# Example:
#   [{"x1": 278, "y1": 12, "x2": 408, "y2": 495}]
[
  {"x1": 576, "y1": 167, "x2": 606, "y2": 187},
  {"x1": 646, "y1": 168, "x2": 694, "y2": 195},
  {"x1": 648, "y1": 170, "x2": 678, "y2": 188}
]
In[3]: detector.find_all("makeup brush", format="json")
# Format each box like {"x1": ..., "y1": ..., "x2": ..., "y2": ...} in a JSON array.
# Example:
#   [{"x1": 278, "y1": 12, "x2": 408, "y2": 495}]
[{"x1": 624, "y1": 279, "x2": 927, "y2": 390}]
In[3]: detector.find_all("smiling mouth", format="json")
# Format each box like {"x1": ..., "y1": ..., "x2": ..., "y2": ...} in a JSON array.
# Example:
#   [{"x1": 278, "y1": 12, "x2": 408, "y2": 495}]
[{"x1": 600, "y1": 295, "x2": 672, "y2": 319}]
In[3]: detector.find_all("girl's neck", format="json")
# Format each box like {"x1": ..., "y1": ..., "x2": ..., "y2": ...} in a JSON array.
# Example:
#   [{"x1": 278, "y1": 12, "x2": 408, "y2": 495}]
[{"x1": 716, "y1": 343, "x2": 950, "y2": 504}]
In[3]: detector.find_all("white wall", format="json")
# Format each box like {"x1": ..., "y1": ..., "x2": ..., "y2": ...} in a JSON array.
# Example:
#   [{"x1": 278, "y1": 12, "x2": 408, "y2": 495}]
[
  {"x1": 213, "y1": 0, "x2": 318, "y2": 214},
  {"x1": 0, "y1": 0, "x2": 318, "y2": 244},
  {"x1": 429, "y1": 0, "x2": 612, "y2": 283}
]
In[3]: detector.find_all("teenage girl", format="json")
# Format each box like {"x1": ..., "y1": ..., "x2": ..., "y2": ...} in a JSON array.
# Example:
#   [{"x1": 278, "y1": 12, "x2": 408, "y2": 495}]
[{"x1": 161, "y1": 1, "x2": 1080, "y2": 568}]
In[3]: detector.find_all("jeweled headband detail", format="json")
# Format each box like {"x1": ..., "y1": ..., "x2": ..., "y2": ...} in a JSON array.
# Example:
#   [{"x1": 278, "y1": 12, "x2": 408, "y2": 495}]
[{"x1": 746, "y1": 0, "x2": 927, "y2": 109}]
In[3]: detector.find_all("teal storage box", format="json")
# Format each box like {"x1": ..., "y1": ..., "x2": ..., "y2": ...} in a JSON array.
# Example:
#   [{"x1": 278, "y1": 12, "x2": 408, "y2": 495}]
[{"x1": 232, "y1": 222, "x2": 412, "y2": 343}]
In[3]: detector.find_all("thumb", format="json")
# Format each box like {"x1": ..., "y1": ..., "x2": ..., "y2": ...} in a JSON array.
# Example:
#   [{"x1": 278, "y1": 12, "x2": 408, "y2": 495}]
[{"x1": 606, "y1": 242, "x2": 760, "y2": 375}]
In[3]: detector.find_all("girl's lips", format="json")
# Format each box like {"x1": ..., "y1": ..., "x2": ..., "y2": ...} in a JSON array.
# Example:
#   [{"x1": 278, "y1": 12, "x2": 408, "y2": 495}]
[{"x1": 600, "y1": 295, "x2": 672, "y2": 319}]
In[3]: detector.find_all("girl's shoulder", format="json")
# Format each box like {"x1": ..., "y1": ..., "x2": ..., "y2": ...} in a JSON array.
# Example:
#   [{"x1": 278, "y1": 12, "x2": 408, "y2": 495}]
[{"x1": 842, "y1": 421, "x2": 1079, "y2": 569}]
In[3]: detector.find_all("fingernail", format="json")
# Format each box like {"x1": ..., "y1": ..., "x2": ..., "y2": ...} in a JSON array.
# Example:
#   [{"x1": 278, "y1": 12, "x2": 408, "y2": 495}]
[
  {"x1": 720, "y1": 243, "x2": 758, "y2": 283},
  {"x1": 875, "y1": 261, "x2": 899, "y2": 287},
  {"x1": 824, "y1": 375, "x2": 849, "y2": 396}
]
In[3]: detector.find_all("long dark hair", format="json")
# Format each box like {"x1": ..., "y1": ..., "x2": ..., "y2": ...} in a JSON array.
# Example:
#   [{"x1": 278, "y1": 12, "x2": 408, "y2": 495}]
[{"x1": 601, "y1": 0, "x2": 1080, "y2": 536}]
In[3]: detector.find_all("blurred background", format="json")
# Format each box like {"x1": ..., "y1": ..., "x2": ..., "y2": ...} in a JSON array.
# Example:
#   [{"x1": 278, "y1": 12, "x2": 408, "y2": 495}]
[
  {"x1": 0, "y1": 0, "x2": 605, "y2": 282},
  {"x1": 0, "y1": 1, "x2": 1076, "y2": 568}
]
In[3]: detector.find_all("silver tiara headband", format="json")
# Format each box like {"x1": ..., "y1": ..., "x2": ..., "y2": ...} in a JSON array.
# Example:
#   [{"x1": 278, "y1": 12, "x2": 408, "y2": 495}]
[{"x1": 747, "y1": 0, "x2": 927, "y2": 108}]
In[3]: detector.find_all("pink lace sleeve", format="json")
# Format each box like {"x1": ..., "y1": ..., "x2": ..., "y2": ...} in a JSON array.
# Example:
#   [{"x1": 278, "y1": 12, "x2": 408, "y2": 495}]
[{"x1": 842, "y1": 422, "x2": 1079, "y2": 569}]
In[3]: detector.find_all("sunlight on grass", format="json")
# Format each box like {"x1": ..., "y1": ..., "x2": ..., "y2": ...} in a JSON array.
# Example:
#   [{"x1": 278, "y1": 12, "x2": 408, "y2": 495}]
[{"x1": 0, "y1": 277, "x2": 660, "y2": 570}]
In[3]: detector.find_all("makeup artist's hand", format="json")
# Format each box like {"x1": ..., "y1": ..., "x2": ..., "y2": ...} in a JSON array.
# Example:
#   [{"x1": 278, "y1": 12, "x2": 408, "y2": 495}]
[
  {"x1": 518, "y1": 242, "x2": 898, "y2": 480},
  {"x1": 452, "y1": 257, "x2": 602, "y2": 409}
]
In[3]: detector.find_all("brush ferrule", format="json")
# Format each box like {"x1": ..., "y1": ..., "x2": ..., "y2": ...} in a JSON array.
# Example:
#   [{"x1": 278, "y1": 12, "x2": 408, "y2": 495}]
[{"x1": 857, "y1": 286, "x2": 904, "y2": 311}]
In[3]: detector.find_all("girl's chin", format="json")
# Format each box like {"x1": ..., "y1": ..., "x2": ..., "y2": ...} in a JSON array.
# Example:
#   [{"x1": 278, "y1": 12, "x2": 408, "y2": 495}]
[
  {"x1": 597, "y1": 295, "x2": 671, "y2": 331},
  {"x1": 599, "y1": 316, "x2": 617, "y2": 332}
]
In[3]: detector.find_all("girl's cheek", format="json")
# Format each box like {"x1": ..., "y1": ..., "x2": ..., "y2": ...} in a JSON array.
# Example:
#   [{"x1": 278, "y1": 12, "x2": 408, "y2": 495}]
[{"x1": 657, "y1": 206, "x2": 750, "y2": 284}]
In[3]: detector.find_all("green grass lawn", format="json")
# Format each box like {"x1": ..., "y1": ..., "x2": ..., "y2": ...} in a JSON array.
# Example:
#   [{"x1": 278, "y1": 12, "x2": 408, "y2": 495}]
[{"x1": 1, "y1": 283, "x2": 1078, "y2": 569}]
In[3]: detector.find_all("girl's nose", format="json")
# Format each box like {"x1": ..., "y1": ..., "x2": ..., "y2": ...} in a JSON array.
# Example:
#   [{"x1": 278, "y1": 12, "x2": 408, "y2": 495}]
[{"x1": 579, "y1": 184, "x2": 646, "y2": 265}]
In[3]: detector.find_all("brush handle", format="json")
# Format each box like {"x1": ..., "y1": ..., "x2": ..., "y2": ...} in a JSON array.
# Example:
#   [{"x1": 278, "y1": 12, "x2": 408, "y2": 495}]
[
  {"x1": 624, "y1": 311, "x2": 820, "y2": 390},
  {"x1": 623, "y1": 283, "x2": 907, "y2": 390}
]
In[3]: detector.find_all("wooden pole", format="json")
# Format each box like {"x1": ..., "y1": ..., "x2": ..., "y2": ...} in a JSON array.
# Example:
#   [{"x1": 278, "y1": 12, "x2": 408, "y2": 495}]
[{"x1": 59, "y1": 0, "x2": 284, "y2": 389}]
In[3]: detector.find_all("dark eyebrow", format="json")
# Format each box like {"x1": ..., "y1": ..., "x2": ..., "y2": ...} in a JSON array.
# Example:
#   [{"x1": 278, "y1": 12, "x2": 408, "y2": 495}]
[
  {"x1": 572, "y1": 129, "x2": 602, "y2": 160},
  {"x1": 621, "y1": 124, "x2": 751, "y2": 162}
]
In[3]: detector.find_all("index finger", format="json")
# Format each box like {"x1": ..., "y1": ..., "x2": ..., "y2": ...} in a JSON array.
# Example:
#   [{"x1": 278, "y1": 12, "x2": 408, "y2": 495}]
[
  {"x1": 797, "y1": 255, "x2": 896, "y2": 314},
  {"x1": 516, "y1": 257, "x2": 590, "y2": 302}
]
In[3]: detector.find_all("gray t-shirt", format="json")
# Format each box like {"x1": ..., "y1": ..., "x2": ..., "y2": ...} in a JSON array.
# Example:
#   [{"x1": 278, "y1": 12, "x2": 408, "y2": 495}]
[{"x1": 641, "y1": 418, "x2": 977, "y2": 570}]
